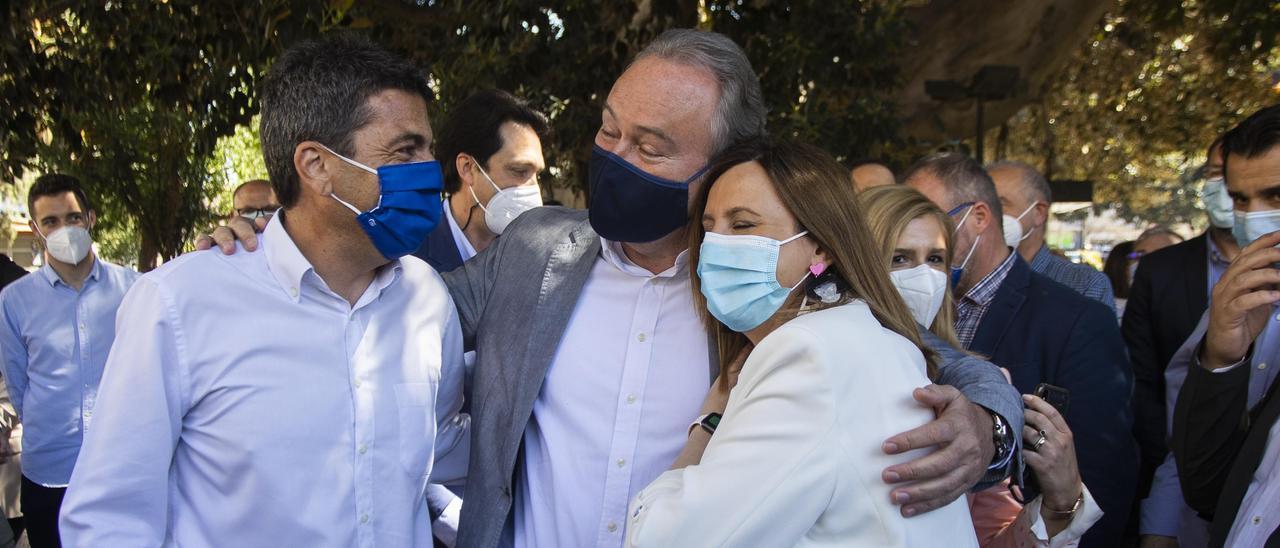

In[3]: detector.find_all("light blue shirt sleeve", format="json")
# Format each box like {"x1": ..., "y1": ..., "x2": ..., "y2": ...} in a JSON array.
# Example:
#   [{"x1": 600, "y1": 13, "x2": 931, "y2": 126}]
[
  {"x1": 59, "y1": 277, "x2": 188, "y2": 545},
  {"x1": 0, "y1": 293, "x2": 29, "y2": 419},
  {"x1": 1139, "y1": 454, "x2": 1184, "y2": 536}
]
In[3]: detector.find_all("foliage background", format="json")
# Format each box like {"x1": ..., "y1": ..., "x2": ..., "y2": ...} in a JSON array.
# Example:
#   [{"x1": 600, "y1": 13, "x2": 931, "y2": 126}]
[{"x1": 3, "y1": 0, "x2": 1278, "y2": 268}]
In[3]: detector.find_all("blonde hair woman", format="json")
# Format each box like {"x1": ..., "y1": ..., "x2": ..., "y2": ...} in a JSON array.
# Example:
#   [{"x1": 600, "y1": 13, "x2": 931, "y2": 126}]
[
  {"x1": 625, "y1": 140, "x2": 978, "y2": 547},
  {"x1": 858, "y1": 184, "x2": 1103, "y2": 547}
]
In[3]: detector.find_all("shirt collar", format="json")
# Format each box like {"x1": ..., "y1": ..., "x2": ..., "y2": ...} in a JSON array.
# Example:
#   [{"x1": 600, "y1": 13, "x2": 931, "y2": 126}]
[
  {"x1": 1030, "y1": 244, "x2": 1052, "y2": 270},
  {"x1": 1206, "y1": 232, "x2": 1231, "y2": 267},
  {"x1": 444, "y1": 199, "x2": 477, "y2": 261},
  {"x1": 263, "y1": 214, "x2": 313, "y2": 303},
  {"x1": 37, "y1": 256, "x2": 102, "y2": 288},
  {"x1": 264, "y1": 214, "x2": 403, "y2": 305},
  {"x1": 963, "y1": 249, "x2": 1017, "y2": 306},
  {"x1": 598, "y1": 237, "x2": 689, "y2": 279}
]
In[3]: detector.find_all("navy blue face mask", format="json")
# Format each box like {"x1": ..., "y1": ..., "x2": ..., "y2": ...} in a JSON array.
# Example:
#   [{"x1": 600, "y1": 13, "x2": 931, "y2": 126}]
[
  {"x1": 588, "y1": 145, "x2": 710, "y2": 243},
  {"x1": 320, "y1": 144, "x2": 444, "y2": 260}
]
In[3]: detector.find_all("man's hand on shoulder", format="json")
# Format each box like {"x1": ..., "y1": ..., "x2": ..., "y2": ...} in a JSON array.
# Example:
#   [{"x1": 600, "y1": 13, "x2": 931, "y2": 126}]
[
  {"x1": 880, "y1": 385, "x2": 994, "y2": 517},
  {"x1": 194, "y1": 216, "x2": 268, "y2": 255}
]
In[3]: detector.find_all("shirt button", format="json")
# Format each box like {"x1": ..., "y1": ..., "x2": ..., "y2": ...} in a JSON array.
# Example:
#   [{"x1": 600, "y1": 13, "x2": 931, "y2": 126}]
[
  {"x1": 1259, "y1": 362, "x2": 1268, "y2": 370},
  {"x1": 353, "y1": 379, "x2": 362, "y2": 388},
  {"x1": 360, "y1": 514, "x2": 370, "y2": 524},
  {"x1": 1255, "y1": 516, "x2": 1263, "y2": 525},
  {"x1": 358, "y1": 444, "x2": 368, "y2": 455},
  {"x1": 290, "y1": 287, "x2": 299, "y2": 298},
  {"x1": 607, "y1": 522, "x2": 618, "y2": 533},
  {"x1": 616, "y1": 458, "x2": 626, "y2": 468},
  {"x1": 626, "y1": 394, "x2": 636, "y2": 404},
  {"x1": 637, "y1": 333, "x2": 646, "y2": 342}
]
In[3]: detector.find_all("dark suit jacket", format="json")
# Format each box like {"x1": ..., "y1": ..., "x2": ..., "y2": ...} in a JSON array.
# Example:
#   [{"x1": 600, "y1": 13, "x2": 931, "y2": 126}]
[
  {"x1": 412, "y1": 215, "x2": 465, "y2": 274},
  {"x1": 1172, "y1": 355, "x2": 1280, "y2": 547},
  {"x1": 969, "y1": 256, "x2": 1137, "y2": 548},
  {"x1": 0, "y1": 254, "x2": 27, "y2": 291},
  {"x1": 1123, "y1": 233, "x2": 1209, "y2": 496}
]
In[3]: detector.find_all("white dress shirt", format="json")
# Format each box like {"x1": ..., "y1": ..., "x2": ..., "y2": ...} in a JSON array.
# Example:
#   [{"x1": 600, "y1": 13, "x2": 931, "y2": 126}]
[
  {"x1": 59, "y1": 216, "x2": 469, "y2": 547},
  {"x1": 445, "y1": 199, "x2": 477, "y2": 263},
  {"x1": 515, "y1": 239, "x2": 710, "y2": 548},
  {"x1": 626, "y1": 302, "x2": 978, "y2": 547}
]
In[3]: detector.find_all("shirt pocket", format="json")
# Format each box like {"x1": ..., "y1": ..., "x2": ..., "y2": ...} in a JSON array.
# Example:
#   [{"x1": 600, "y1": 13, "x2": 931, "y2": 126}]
[{"x1": 393, "y1": 382, "x2": 437, "y2": 478}]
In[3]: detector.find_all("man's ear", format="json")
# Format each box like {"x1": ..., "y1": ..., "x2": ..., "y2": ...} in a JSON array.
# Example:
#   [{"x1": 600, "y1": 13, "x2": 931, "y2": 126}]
[
  {"x1": 455, "y1": 153, "x2": 476, "y2": 193},
  {"x1": 294, "y1": 141, "x2": 335, "y2": 197},
  {"x1": 971, "y1": 201, "x2": 996, "y2": 232},
  {"x1": 1032, "y1": 201, "x2": 1050, "y2": 229}
]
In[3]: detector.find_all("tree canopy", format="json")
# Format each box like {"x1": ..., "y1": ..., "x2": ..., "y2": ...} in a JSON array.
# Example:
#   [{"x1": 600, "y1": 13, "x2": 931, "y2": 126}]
[{"x1": 3, "y1": 0, "x2": 1278, "y2": 267}]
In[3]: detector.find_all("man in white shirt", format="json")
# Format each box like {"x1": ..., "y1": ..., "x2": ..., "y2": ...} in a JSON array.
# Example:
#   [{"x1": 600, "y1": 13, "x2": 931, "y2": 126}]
[{"x1": 58, "y1": 34, "x2": 468, "y2": 546}]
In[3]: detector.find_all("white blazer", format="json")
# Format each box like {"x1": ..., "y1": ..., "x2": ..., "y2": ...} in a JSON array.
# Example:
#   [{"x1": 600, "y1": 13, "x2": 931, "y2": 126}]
[{"x1": 626, "y1": 301, "x2": 979, "y2": 547}]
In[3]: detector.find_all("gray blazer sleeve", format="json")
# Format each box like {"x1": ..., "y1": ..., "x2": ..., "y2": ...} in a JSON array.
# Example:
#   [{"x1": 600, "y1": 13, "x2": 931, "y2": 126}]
[{"x1": 919, "y1": 328, "x2": 1025, "y2": 489}]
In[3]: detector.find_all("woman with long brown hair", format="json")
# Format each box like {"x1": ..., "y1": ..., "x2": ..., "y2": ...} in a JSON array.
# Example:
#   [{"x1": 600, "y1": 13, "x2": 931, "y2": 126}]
[{"x1": 624, "y1": 140, "x2": 978, "y2": 547}]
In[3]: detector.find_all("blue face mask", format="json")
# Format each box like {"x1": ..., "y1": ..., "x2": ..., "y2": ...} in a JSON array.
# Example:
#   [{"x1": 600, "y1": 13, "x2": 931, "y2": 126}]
[
  {"x1": 1232, "y1": 208, "x2": 1280, "y2": 248},
  {"x1": 948, "y1": 202, "x2": 981, "y2": 289},
  {"x1": 698, "y1": 231, "x2": 811, "y2": 333},
  {"x1": 588, "y1": 145, "x2": 710, "y2": 243},
  {"x1": 320, "y1": 145, "x2": 444, "y2": 260}
]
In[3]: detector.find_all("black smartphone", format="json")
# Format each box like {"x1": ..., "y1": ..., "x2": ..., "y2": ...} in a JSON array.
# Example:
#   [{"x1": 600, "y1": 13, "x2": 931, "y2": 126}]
[
  {"x1": 1015, "y1": 384, "x2": 1073, "y2": 503},
  {"x1": 1033, "y1": 383, "x2": 1070, "y2": 416}
]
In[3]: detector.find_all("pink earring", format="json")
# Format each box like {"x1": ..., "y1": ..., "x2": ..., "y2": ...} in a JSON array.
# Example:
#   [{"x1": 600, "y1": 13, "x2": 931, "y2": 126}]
[{"x1": 809, "y1": 262, "x2": 827, "y2": 277}]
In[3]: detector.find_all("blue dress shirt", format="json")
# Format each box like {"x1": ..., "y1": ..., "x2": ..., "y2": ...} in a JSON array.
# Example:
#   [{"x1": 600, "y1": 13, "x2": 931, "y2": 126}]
[{"x1": 0, "y1": 258, "x2": 138, "y2": 486}]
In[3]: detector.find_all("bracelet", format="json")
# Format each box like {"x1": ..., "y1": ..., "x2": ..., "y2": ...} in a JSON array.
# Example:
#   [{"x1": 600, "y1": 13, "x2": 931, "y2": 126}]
[
  {"x1": 1043, "y1": 492, "x2": 1083, "y2": 520},
  {"x1": 687, "y1": 413, "x2": 721, "y2": 437},
  {"x1": 688, "y1": 414, "x2": 710, "y2": 437}
]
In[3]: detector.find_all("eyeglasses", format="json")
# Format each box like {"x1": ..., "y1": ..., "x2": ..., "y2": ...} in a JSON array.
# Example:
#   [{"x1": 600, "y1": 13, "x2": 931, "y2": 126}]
[{"x1": 237, "y1": 208, "x2": 276, "y2": 221}]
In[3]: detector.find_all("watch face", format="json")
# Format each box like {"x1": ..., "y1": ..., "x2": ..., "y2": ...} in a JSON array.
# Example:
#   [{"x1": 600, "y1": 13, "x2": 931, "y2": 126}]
[{"x1": 706, "y1": 413, "x2": 721, "y2": 429}]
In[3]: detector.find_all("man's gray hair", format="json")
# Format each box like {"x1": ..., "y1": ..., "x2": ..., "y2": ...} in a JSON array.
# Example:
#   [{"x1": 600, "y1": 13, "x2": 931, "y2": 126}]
[
  {"x1": 902, "y1": 152, "x2": 1004, "y2": 219},
  {"x1": 633, "y1": 29, "x2": 767, "y2": 155},
  {"x1": 987, "y1": 160, "x2": 1053, "y2": 205}
]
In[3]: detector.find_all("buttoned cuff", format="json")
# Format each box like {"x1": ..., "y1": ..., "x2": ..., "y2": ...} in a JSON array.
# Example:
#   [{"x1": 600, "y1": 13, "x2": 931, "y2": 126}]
[{"x1": 432, "y1": 496, "x2": 462, "y2": 547}]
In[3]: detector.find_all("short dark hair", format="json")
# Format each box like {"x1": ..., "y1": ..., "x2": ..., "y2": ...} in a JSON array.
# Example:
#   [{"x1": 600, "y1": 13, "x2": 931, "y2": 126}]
[
  {"x1": 28, "y1": 173, "x2": 92, "y2": 218},
  {"x1": 1221, "y1": 104, "x2": 1280, "y2": 176},
  {"x1": 902, "y1": 152, "x2": 1003, "y2": 218},
  {"x1": 259, "y1": 33, "x2": 433, "y2": 208},
  {"x1": 437, "y1": 89, "x2": 550, "y2": 195}
]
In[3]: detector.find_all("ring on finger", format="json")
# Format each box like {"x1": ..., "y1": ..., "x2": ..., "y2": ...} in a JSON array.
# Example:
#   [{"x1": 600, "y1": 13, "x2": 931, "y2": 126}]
[{"x1": 1032, "y1": 429, "x2": 1047, "y2": 450}]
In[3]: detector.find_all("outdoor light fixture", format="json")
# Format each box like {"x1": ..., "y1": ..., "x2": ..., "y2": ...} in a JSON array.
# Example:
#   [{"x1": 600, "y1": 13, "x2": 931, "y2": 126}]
[{"x1": 925, "y1": 65, "x2": 1023, "y2": 163}]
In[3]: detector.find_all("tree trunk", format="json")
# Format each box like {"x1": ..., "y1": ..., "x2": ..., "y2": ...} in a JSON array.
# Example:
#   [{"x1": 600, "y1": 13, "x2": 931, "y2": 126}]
[
  {"x1": 897, "y1": 0, "x2": 1117, "y2": 144},
  {"x1": 138, "y1": 230, "x2": 160, "y2": 273}
]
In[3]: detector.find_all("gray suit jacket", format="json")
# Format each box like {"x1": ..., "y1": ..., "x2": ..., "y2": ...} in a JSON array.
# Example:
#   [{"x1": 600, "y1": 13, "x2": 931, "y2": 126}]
[{"x1": 443, "y1": 207, "x2": 1024, "y2": 548}]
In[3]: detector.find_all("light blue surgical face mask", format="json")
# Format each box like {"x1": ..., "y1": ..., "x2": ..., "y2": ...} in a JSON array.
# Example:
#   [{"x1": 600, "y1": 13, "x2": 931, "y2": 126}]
[
  {"x1": 698, "y1": 230, "x2": 811, "y2": 333},
  {"x1": 1232, "y1": 208, "x2": 1280, "y2": 248},
  {"x1": 1201, "y1": 177, "x2": 1233, "y2": 230}
]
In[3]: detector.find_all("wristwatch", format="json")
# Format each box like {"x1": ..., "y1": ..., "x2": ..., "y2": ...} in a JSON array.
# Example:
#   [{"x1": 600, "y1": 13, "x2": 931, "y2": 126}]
[
  {"x1": 688, "y1": 412, "x2": 722, "y2": 437},
  {"x1": 990, "y1": 411, "x2": 1013, "y2": 466}
]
